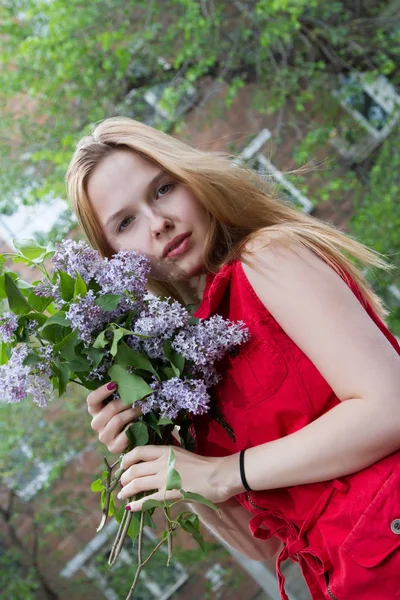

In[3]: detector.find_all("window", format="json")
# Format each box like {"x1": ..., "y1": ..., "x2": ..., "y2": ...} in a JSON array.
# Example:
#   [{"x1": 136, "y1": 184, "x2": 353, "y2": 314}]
[
  {"x1": 6, "y1": 439, "x2": 76, "y2": 501},
  {"x1": 236, "y1": 129, "x2": 314, "y2": 214},
  {"x1": 61, "y1": 521, "x2": 188, "y2": 600},
  {"x1": 330, "y1": 72, "x2": 400, "y2": 163}
]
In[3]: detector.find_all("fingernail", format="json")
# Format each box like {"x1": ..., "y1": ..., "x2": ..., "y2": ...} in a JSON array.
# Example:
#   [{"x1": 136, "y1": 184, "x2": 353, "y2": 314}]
[
  {"x1": 107, "y1": 382, "x2": 117, "y2": 391},
  {"x1": 125, "y1": 505, "x2": 131, "y2": 511}
]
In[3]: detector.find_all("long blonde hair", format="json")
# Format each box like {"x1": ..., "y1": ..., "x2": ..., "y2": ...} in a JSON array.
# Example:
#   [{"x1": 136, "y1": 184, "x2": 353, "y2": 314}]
[{"x1": 66, "y1": 116, "x2": 394, "y2": 318}]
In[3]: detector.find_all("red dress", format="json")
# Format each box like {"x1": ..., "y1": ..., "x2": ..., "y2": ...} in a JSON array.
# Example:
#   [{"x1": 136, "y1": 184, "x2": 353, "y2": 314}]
[{"x1": 192, "y1": 259, "x2": 400, "y2": 600}]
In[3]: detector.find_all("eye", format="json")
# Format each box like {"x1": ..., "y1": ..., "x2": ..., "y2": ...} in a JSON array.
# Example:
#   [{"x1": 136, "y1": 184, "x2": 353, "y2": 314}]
[
  {"x1": 117, "y1": 216, "x2": 134, "y2": 232},
  {"x1": 156, "y1": 182, "x2": 175, "y2": 198}
]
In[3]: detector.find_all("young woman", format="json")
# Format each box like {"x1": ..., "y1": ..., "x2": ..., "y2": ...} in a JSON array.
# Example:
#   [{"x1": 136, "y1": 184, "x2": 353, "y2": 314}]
[{"x1": 66, "y1": 116, "x2": 400, "y2": 600}]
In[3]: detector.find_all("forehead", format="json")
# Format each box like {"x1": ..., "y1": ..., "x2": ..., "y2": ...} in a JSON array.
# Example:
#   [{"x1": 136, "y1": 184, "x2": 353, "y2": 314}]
[{"x1": 86, "y1": 149, "x2": 160, "y2": 214}]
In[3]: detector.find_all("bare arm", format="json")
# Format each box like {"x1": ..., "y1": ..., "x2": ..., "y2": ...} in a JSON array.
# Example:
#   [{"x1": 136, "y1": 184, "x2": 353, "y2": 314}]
[{"x1": 187, "y1": 497, "x2": 282, "y2": 561}]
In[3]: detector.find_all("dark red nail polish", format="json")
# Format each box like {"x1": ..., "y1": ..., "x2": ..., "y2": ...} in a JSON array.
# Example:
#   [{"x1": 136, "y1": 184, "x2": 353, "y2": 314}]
[
  {"x1": 125, "y1": 505, "x2": 131, "y2": 511},
  {"x1": 107, "y1": 382, "x2": 116, "y2": 391}
]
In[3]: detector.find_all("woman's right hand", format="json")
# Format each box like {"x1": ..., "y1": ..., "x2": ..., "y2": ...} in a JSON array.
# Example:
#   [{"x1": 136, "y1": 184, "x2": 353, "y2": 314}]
[{"x1": 87, "y1": 382, "x2": 142, "y2": 454}]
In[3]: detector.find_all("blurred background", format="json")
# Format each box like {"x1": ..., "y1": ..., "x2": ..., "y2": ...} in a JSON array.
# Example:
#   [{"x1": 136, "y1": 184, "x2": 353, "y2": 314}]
[{"x1": 1, "y1": 1, "x2": 399, "y2": 598}]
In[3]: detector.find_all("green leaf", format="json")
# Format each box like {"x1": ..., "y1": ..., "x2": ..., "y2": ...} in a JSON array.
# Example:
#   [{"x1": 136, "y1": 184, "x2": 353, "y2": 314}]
[
  {"x1": 91, "y1": 478, "x2": 105, "y2": 492},
  {"x1": 141, "y1": 498, "x2": 165, "y2": 511},
  {"x1": 94, "y1": 294, "x2": 124, "y2": 311},
  {"x1": 158, "y1": 417, "x2": 174, "y2": 425},
  {"x1": 74, "y1": 272, "x2": 87, "y2": 298},
  {"x1": 0, "y1": 342, "x2": 10, "y2": 365},
  {"x1": 5, "y1": 273, "x2": 31, "y2": 315},
  {"x1": 53, "y1": 362, "x2": 71, "y2": 396},
  {"x1": 86, "y1": 346, "x2": 103, "y2": 369},
  {"x1": 108, "y1": 364, "x2": 153, "y2": 404},
  {"x1": 110, "y1": 327, "x2": 126, "y2": 357},
  {"x1": 53, "y1": 329, "x2": 79, "y2": 360},
  {"x1": 59, "y1": 271, "x2": 75, "y2": 302},
  {"x1": 166, "y1": 447, "x2": 182, "y2": 491},
  {"x1": 41, "y1": 311, "x2": 70, "y2": 328},
  {"x1": 40, "y1": 324, "x2": 66, "y2": 344},
  {"x1": 127, "y1": 510, "x2": 142, "y2": 542},
  {"x1": 142, "y1": 411, "x2": 162, "y2": 438},
  {"x1": 27, "y1": 289, "x2": 53, "y2": 312},
  {"x1": 68, "y1": 355, "x2": 91, "y2": 372},
  {"x1": 116, "y1": 341, "x2": 159, "y2": 378},
  {"x1": 93, "y1": 329, "x2": 108, "y2": 349},
  {"x1": 179, "y1": 490, "x2": 221, "y2": 514},
  {"x1": 164, "y1": 341, "x2": 185, "y2": 375},
  {"x1": 0, "y1": 275, "x2": 6, "y2": 302},
  {"x1": 13, "y1": 239, "x2": 47, "y2": 260},
  {"x1": 108, "y1": 492, "x2": 115, "y2": 516},
  {"x1": 125, "y1": 421, "x2": 149, "y2": 448},
  {"x1": 179, "y1": 514, "x2": 205, "y2": 551},
  {"x1": 22, "y1": 352, "x2": 42, "y2": 366}
]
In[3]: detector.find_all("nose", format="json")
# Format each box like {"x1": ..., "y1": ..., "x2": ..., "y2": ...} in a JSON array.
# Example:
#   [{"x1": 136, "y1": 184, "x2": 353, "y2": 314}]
[{"x1": 150, "y1": 213, "x2": 174, "y2": 238}]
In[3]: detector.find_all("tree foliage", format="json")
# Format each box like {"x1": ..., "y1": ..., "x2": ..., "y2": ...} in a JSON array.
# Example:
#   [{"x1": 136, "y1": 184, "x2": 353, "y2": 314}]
[{"x1": 1, "y1": 0, "x2": 399, "y2": 210}]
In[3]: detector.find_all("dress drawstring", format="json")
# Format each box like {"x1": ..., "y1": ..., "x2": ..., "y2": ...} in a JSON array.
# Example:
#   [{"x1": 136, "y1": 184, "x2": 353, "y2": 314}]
[{"x1": 249, "y1": 480, "x2": 349, "y2": 600}]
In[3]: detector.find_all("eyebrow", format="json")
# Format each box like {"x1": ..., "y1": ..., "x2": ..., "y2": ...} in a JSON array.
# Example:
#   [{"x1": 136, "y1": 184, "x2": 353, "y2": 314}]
[{"x1": 105, "y1": 170, "x2": 168, "y2": 230}]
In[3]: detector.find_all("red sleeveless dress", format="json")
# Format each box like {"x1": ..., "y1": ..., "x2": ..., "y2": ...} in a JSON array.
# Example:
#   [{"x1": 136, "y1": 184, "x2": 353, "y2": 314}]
[{"x1": 192, "y1": 259, "x2": 400, "y2": 600}]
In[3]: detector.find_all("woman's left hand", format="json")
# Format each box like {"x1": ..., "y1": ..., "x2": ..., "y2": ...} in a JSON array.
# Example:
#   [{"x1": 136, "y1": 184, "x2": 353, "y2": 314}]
[{"x1": 118, "y1": 445, "x2": 243, "y2": 510}]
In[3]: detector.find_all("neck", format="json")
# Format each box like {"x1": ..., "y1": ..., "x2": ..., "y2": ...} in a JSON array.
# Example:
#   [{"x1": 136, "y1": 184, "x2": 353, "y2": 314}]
[{"x1": 174, "y1": 271, "x2": 208, "y2": 307}]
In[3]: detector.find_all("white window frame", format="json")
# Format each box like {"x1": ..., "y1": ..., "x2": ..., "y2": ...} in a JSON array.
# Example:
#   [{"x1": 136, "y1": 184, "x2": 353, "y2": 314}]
[
  {"x1": 235, "y1": 129, "x2": 314, "y2": 214},
  {"x1": 330, "y1": 72, "x2": 400, "y2": 163},
  {"x1": 6, "y1": 441, "x2": 79, "y2": 501},
  {"x1": 61, "y1": 520, "x2": 188, "y2": 600}
]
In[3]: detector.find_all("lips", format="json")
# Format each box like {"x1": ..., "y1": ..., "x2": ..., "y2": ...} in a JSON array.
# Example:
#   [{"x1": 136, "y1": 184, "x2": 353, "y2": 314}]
[{"x1": 162, "y1": 233, "x2": 191, "y2": 258}]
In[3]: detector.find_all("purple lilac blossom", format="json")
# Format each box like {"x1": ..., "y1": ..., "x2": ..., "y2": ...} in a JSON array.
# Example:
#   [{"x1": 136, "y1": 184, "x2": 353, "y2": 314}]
[
  {"x1": 0, "y1": 344, "x2": 53, "y2": 407},
  {"x1": 125, "y1": 335, "x2": 142, "y2": 352},
  {"x1": 34, "y1": 279, "x2": 62, "y2": 302},
  {"x1": 52, "y1": 239, "x2": 102, "y2": 283},
  {"x1": 134, "y1": 297, "x2": 190, "y2": 360},
  {"x1": 66, "y1": 290, "x2": 107, "y2": 346},
  {"x1": 171, "y1": 315, "x2": 250, "y2": 367},
  {"x1": 0, "y1": 311, "x2": 18, "y2": 342},
  {"x1": 95, "y1": 250, "x2": 151, "y2": 299},
  {"x1": 88, "y1": 351, "x2": 113, "y2": 382},
  {"x1": 134, "y1": 297, "x2": 189, "y2": 339},
  {"x1": 138, "y1": 377, "x2": 210, "y2": 419}
]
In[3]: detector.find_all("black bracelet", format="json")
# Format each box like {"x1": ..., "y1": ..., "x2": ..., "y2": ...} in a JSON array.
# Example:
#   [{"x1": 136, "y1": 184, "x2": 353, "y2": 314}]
[{"x1": 239, "y1": 449, "x2": 252, "y2": 492}]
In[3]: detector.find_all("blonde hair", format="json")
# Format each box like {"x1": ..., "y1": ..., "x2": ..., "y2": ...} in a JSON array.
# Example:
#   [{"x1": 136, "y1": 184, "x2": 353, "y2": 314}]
[{"x1": 66, "y1": 116, "x2": 394, "y2": 318}]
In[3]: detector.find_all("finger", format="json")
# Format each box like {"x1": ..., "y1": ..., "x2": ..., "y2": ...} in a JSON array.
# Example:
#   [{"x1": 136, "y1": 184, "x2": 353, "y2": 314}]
[
  {"x1": 97, "y1": 407, "x2": 139, "y2": 442},
  {"x1": 121, "y1": 445, "x2": 167, "y2": 470},
  {"x1": 120, "y1": 461, "x2": 157, "y2": 487},
  {"x1": 118, "y1": 475, "x2": 161, "y2": 500},
  {"x1": 107, "y1": 429, "x2": 131, "y2": 454},
  {"x1": 125, "y1": 489, "x2": 182, "y2": 511},
  {"x1": 87, "y1": 382, "x2": 118, "y2": 416}
]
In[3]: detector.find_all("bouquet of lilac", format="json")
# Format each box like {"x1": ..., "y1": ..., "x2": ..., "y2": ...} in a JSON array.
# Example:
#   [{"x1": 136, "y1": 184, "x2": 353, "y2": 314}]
[{"x1": 0, "y1": 238, "x2": 249, "y2": 599}]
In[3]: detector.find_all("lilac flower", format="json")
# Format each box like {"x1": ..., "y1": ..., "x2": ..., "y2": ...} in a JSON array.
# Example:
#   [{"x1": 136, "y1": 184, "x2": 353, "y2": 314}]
[
  {"x1": 0, "y1": 344, "x2": 54, "y2": 407},
  {"x1": 125, "y1": 335, "x2": 142, "y2": 352},
  {"x1": 66, "y1": 290, "x2": 107, "y2": 345},
  {"x1": 0, "y1": 345, "x2": 30, "y2": 402},
  {"x1": 135, "y1": 298, "x2": 189, "y2": 339},
  {"x1": 138, "y1": 377, "x2": 210, "y2": 419},
  {"x1": 88, "y1": 351, "x2": 113, "y2": 382},
  {"x1": 0, "y1": 311, "x2": 18, "y2": 342},
  {"x1": 53, "y1": 239, "x2": 102, "y2": 283},
  {"x1": 34, "y1": 279, "x2": 62, "y2": 301},
  {"x1": 171, "y1": 315, "x2": 250, "y2": 367},
  {"x1": 95, "y1": 250, "x2": 151, "y2": 299}
]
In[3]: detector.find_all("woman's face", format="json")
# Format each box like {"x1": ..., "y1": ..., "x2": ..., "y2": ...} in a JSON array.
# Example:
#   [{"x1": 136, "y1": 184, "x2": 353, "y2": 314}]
[{"x1": 87, "y1": 149, "x2": 210, "y2": 283}]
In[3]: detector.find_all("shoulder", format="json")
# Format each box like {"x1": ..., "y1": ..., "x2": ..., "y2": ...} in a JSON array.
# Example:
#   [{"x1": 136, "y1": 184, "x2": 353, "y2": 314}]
[
  {"x1": 241, "y1": 228, "x2": 328, "y2": 286},
  {"x1": 240, "y1": 228, "x2": 400, "y2": 402}
]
